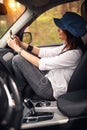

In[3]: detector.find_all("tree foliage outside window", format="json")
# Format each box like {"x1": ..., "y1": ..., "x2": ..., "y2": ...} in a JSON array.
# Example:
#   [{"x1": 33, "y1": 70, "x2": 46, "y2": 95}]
[{"x1": 29, "y1": 1, "x2": 83, "y2": 46}]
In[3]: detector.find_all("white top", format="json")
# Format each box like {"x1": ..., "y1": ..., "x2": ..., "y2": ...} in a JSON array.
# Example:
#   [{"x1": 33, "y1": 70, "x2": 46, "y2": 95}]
[{"x1": 38, "y1": 45, "x2": 82, "y2": 99}]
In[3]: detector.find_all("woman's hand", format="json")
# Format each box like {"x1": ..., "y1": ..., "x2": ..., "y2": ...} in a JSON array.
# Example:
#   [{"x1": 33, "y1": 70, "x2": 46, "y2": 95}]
[
  {"x1": 7, "y1": 36, "x2": 22, "y2": 53},
  {"x1": 7, "y1": 36, "x2": 40, "y2": 67},
  {"x1": 12, "y1": 35, "x2": 22, "y2": 46}
]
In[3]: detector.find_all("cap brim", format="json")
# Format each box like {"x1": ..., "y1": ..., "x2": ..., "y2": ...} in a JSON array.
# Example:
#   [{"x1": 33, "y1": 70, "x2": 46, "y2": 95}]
[{"x1": 53, "y1": 18, "x2": 66, "y2": 30}]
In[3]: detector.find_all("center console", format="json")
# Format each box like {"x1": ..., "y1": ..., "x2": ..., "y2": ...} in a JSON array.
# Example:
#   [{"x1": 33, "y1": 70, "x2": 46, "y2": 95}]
[{"x1": 21, "y1": 98, "x2": 69, "y2": 129}]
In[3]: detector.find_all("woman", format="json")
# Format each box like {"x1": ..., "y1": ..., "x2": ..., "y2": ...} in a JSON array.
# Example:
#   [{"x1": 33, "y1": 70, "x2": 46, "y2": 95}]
[{"x1": 7, "y1": 12, "x2": 87, "y2": 100}]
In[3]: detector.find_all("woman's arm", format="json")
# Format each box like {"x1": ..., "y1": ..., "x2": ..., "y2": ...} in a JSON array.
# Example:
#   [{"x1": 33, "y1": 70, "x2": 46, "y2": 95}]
[
  {"x1": 13, "y1": 35, "x2": 40, "y2": 56},
  {"x1": 20, "y1": 42, "x2": 40, "y2": 56},
  {"x1": 7, "y1": 36, "x2": 40, "y2": 68}
]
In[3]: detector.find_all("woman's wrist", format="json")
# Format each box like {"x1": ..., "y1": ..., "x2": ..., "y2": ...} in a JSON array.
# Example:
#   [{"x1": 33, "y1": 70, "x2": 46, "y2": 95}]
[
  {"x1": 27, "y1": 45, "x2": 33, "y2": 52},
  {"x1": 18, "y1": 48, "x2": 24, "y2": 55}
]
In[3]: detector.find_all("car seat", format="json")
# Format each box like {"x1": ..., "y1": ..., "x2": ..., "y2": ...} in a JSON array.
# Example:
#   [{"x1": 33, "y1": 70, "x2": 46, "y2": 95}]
[{"x1": 57, "y1": 49, "x2": 87, "y2": 117}]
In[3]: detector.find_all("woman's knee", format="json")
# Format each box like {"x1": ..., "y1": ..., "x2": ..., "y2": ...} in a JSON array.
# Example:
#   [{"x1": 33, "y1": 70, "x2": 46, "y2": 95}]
[
  {"x1": 12, "y1": 55, "x2": 23, "y2": 65},
  {"x1": 36, "y1": 77, "x2": 53, "y2": 99}
]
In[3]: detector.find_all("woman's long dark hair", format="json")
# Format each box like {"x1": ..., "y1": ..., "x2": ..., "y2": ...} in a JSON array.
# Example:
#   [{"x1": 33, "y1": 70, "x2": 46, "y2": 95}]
[{"x1": 61, "y1": 30, "x2": 86, "y2": 54}]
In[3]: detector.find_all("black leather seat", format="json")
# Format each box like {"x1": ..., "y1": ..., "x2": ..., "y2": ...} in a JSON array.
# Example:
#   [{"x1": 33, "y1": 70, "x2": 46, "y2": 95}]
[
  {"x1": 57, "y1": 50, "x2": 87, "y2": 117},
  {"x1": 68, "y1": 50, "x2": 87, "y2": 92}
]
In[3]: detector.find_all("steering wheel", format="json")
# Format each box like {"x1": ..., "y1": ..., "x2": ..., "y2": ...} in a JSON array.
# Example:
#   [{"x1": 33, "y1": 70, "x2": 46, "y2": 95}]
[{"x1": 0, "y1": 61, "x2": 23, "y2": 130}]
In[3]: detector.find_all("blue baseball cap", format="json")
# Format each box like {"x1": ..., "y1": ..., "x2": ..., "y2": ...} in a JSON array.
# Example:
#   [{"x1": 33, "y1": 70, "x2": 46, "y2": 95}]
[{"x1": 54, "y1": 12, "x2": 87, "y2": 37}]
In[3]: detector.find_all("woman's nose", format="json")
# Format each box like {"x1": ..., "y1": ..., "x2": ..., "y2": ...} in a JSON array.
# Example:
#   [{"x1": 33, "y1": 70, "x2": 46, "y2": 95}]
[{"x1": 58, "y1": 28, "x2": 61, "y2": 32}]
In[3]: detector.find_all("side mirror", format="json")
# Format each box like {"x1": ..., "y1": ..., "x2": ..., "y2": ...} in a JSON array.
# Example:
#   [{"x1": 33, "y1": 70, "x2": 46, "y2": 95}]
[
  {"x1": 22, "y1": 32, "x2": 32, "y2": 44},
  {"x1": 0, "y1": 3, "x2": 7, "y2": 15}
]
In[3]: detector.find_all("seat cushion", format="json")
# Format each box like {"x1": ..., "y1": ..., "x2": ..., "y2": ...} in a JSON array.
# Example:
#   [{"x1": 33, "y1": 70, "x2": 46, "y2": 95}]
[{"x1": 57, "y1": 90, "x2": 87, "y2": 117}]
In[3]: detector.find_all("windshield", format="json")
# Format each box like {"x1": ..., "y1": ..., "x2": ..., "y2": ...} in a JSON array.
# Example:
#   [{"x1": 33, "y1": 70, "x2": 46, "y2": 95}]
[{"x1": 0, "y1": 0, "x2": 25, "y2": 38}]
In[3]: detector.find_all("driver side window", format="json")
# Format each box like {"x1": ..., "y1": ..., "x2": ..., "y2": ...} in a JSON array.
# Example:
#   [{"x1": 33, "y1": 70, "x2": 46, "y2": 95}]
[{"x1": 25, "y1": 1, "x2": 83, "y2": 46}]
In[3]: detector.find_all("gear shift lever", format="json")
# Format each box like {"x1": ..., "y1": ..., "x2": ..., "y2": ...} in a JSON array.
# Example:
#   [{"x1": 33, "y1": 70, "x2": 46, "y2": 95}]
[
  {"x1": 23, "y1": 98, "x2": 54, "y2": 123},
  {"x1": 24, "y1": 98, "x2": 36, "y2": 116}
]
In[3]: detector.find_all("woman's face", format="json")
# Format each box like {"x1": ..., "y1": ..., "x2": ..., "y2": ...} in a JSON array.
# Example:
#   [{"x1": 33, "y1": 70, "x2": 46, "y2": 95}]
[{"x1": 58, "y1": 28, "x2": 67, "y2": 41}]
